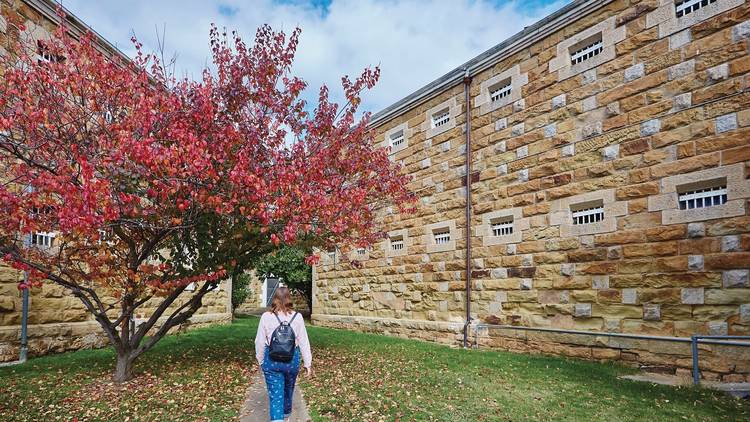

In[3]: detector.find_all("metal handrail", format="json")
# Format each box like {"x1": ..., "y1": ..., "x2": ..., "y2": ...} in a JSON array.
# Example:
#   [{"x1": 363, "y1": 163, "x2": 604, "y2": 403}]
[
  {"x1": 472, "y1": 323, "x2": 750, "y2": 385},
  {"x1": 691, "y1": 335, "x2": 750, "y2": 385}
]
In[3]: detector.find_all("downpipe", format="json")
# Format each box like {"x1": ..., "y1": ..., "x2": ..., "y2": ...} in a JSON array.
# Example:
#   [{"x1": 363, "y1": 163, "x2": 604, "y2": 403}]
[
  {"x1": 0, "y1": 270, "x2": 30, "y2": 367},
  {"x1": 462, "y1": 68, "x2": 473, "y2": 349}
]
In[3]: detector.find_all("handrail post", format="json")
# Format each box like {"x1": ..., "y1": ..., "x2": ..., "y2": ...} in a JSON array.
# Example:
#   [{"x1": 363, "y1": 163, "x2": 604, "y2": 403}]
[{"x1": 691, "y1": 335, "x2": 700, "y2": 386}]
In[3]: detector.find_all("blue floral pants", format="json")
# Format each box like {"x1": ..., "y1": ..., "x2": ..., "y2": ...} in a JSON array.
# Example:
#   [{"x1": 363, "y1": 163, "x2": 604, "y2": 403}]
[{"x1": 262, "y1": 347, "x2": 300, "y2": 422}]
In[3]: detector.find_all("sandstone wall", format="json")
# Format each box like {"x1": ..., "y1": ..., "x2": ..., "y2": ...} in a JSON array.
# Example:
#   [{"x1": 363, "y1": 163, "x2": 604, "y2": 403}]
[
  {"x1": 314, "y1": 0, "x2": 750, "y2": 381},
  {"x1": 0, "y1": 1, "x2": 232, "y2": 362},
  {"x1": 0, "y1": 262, "x2": 233, "y2": 362}
]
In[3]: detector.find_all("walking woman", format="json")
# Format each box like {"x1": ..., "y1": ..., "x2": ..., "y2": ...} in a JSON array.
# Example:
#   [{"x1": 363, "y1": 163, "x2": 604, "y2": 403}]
[{"x1": 255, "y1": 286, "x2": 312, "y2": 422}]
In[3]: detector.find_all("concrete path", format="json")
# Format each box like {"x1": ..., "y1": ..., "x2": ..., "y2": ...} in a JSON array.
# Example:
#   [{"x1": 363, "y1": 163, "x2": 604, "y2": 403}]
[{"x1": 239, "y1": 369, "x2": 311, "y2": 422}]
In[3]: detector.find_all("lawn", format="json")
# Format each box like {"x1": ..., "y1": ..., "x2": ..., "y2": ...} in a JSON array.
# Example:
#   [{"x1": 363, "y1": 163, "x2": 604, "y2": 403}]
[{"x1": 1, "y1": 316, "x2": 748, "y2": 421}]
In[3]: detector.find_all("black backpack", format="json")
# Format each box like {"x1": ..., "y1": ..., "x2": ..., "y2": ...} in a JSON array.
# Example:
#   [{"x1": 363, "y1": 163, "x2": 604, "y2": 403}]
[{"x1": 268, "y1": 312, "x2": 298, "y2": 363}]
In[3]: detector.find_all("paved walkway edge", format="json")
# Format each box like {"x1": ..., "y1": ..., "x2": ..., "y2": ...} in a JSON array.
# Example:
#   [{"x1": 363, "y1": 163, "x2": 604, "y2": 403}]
[{"x1": 239, "y1": 369, "x2": 311, "y2": 422}]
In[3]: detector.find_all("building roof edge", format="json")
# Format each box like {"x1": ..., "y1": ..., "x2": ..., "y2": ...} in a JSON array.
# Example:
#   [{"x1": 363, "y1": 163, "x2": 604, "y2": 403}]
[
  {"x1": 25, "y1": 0, "x2": 132, "y2": 62},
  {"x1": 368, "y1": 0, "x2": 614, "y2": 128}
]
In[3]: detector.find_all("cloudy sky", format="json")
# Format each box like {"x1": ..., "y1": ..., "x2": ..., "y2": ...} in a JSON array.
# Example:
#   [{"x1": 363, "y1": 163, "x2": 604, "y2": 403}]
[{"x1": 60, "y1": 0, "x2": 567, "y2": 114}]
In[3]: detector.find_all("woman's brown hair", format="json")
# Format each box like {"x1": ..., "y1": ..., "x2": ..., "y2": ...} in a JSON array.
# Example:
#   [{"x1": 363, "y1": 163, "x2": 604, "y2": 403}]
[{"x1": 270, "y1": 285, "x2": 294, "y2": 314}]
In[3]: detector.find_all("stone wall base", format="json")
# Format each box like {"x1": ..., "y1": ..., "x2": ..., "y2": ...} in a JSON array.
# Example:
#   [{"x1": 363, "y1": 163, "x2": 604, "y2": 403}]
[
  {"x1": 312, "y1": 314, "x2": 465, "y2": 346},
  {"x1": 0, "y1": 312, "x2": 232, "y2": 362},
  {"x1": 312, "y1": 314, "x2": 750, "y2": 383}
]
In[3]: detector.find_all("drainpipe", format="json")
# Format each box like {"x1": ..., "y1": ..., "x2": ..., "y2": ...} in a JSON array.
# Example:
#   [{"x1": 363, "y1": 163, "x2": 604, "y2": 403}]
[
  {"x1": 0, "y1": 270, "x2": 29, "y2": 367},
  {"x1": 462, "y1": 68, "x2": 473, "y2": 348},
  {"x1": 19, "y1": 270, "x2": 29, "y2": 362}
]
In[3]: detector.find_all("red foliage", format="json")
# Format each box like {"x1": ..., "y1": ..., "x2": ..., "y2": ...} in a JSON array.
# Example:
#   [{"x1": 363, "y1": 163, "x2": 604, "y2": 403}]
[{"x1": 0, "y1": 17, "x2": 413, "y2": 295}]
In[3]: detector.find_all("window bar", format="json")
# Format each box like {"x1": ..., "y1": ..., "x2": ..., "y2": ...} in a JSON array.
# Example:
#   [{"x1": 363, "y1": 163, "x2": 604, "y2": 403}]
[
  {"x1": 432, "y1": 110, "x2": 450, "y2": 128},
  {"x1": 391, "y1": 239, "x2": 404, "y2": 251},
  {"x1": 434, "y1": 231, "x2": 451, "y2": 245},
  {"x1": 491, "y1": 220, "x2": 514, "y2": 236},
  {"x1": 675, "y1": 0, "x2": 717, "y2": 18},
  {"x1": 570, "y1": 40, "x2": 604, "y2": 65},
  {"x1": 390, "y1": 132, "x2": 404, "y2": 147},
  {"x1": 490, "y1": 83, "x2": 512, "y2": 103},
  {"x1": 678, "y1": 185, "x2": 727, "y2": 210},
  {"x1": 572, "y1": 206, "x2": 605, "y2": 225}
]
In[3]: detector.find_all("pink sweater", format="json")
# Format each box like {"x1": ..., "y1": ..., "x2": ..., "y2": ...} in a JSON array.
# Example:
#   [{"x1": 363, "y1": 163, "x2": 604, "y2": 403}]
[{"x1": 254, "y1": 311, "x2": 312, "y2": 368}]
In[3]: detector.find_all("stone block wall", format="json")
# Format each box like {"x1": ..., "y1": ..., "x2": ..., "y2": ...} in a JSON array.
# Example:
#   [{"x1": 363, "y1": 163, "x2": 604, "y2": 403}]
[
  {"x1": 0, "y1": 262, "x2": 233, "y2": 362},
  {"x1": 313, "y1": 0, "x2": 750, "y2": 380}
]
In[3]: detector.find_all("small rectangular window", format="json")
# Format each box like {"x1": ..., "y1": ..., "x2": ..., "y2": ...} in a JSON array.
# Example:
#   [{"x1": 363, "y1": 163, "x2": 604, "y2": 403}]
[
  {"x1": 675, "y1": 0, "x2": 717, "y2": 18},
  {"x1": 489, "y1": 79, "x2": 512, "y2": 103},
  {"x1": 357, "y1": 247, "x2": 367, "y2": 256},
  {"x1": 389, "y1": 130, "x2": 404, "y2": 148},
  {"x1": 677, "y1": 179, "x2": 727, "y2": 210},
  {"x1": 31, "y1": 232, "x2": 55, "y2": 248},
  {"x1": 571, "y1": 200, "x2": 605, "y2": 225},
  {"x1": 390, "y1": 236, "x2": 404, "y2": 251},
  {"x1": 433, "y1": 230, "x2": 451, "y2": 245},
  {"x1": 491, "y1": 217, "x2": 514, "y2": 237},
  {"x1": 36, "y1": 40, "x2": 64, "y2": 64},
  {"x1": 570, "y1": 34, "x2": 604, "y2": 65},
  {"x1": 431, "y1": 109, "x2": 450, "y2": 128}
]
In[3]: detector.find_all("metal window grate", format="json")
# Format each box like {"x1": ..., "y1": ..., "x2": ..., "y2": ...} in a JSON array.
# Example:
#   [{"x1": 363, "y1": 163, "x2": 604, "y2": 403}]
[
  {"x1": 491, "y1": 219, "x2": 514, "y2": 236},
  {"x1": 431, "y1": 109, "x2": 450, "y2": 128},
  {"x1": 572, "y1": 205, "x2": 605, "y2": 225},
  {"x1": 390, "y1": 131, "x2": 404, "y2": 148},
  {"x1": 31, "y1": 232, "x2": 55, "y2": 248},
  {"x1": 570, "y1": 39, "x2": 603, "y2": 65},
  {"x1": 390, "y1": 238, "x2": 404, "y2": 251},
  {"x1": 675, "y1": 0, "x2": 717, "y2": 18},
  {"x1": 357, "y1": 248, "x2": 367, "y2": 256},
  {"x1": 489, "y1": 82, "x2": 512, "y2": 103},
  {"x1": 678, "y1": 185, "x2": 727, "y2": 210},
  {"x1": 434, "y1": 230, "x2": 451, "y2": 245}
]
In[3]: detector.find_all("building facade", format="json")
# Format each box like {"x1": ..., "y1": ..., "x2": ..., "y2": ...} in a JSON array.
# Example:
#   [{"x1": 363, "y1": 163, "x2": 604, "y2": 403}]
[
  {"x1": 0, "y1": 0, "x2": 232, "y2": 363},
  {"x1": 313, "y1": 0, "x2": 750, "y2": 381}
]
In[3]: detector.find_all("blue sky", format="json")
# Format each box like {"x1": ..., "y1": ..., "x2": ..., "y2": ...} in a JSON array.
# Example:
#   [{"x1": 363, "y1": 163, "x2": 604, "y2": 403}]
[{"x1": 60, "y1": 0, "x2": 568, "y2": 114}]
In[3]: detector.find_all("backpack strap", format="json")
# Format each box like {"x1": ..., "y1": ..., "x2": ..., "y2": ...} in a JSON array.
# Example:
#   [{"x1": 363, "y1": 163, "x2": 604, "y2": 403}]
[
  {"x1": 273, "y1": 312, "x2": 283, "y2": 325},
  {"x1": 289, "y1": 312, "x2": 298, "y2": 324}
]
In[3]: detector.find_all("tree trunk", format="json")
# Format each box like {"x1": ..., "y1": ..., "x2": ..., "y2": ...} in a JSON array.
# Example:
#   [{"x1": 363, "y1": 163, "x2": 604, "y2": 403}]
[{"x1": 114, "y1": 352, "x2": 136, "y2": 383}]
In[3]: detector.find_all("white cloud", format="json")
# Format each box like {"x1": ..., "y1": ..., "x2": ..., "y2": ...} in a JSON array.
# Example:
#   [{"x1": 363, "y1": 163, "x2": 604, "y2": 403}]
[{"x1": 60, "y1": 0, "x2": 566, "y2": 113}]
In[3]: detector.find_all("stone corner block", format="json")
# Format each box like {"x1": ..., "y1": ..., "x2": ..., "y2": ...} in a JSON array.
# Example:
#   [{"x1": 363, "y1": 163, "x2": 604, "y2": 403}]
[
  {"x1": 640, "y1": 119, "x2": 661, "y2": 136},
  {"x1": 643, "y1": 303, "x2": 661, "y2": 321},
  {"x1": 681, "y1": 288, "x2": 704, "y2": 305},
  {"x1": 723, "y1": 270, "x2": 749, "y2": 288},
  {"x1": 715, "y1": 113, "x2": 737, "y2": 134},
  {"x1": 573, "y1": 303, "x2": 592, "y2": 318},
  {"x1": 687, "y1": 223, "x2": 705, "y2": 238}
]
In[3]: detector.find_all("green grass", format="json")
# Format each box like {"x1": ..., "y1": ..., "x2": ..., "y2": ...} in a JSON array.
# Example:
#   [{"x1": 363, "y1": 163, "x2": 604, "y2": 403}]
[
  {"x1": 0, "y1": 318, "x2": 258, "y2": 421},
  {"x1": 1, "y1": 316, "x2": 748, "y2": 421}
]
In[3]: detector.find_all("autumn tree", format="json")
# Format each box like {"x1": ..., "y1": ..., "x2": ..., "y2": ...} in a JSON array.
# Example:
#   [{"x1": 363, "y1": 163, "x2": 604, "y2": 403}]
[{"x1": 0, "y1": 15, "x2": 413, "y2": 382}]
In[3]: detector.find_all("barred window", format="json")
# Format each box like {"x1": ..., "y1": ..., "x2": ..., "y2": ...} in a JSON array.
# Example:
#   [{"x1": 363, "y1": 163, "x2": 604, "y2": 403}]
[
  {"x1": 390, "y1": 236, "x2": 404, "y2": 251},
  {"x1": 389, "y1": 130, "x2": 404, "y2": 148},
  {"x1": 570, "y1": 34, "x2": 603, "y2": 65},
  {"x1": 491, "y1": 217, "x2": 514, "y2": 236},
  {"x1": 677, "y1": 180, "x2": 727, "y2": 210},
  {"x1": 431, "y1": 109, "x2": 450, "y2": 128},
  {"x1": 433, "y1": 230, "x2": 451, "y2": 245},
  {"x1": 357, "y1": 248, "x2": 367, "y2": 256},
  {"x1": 675, "y1": 0, "x2": 718, "y2": 18},
  {"x1": 489, "y1": 80, "x2": 512, "y2": 103},
  {"x1": 31, "y1": 232, "x2": 55, "y2": 248},
  {"x1": 571, "y1": 201, "x2": 605, "y2": 225}
]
